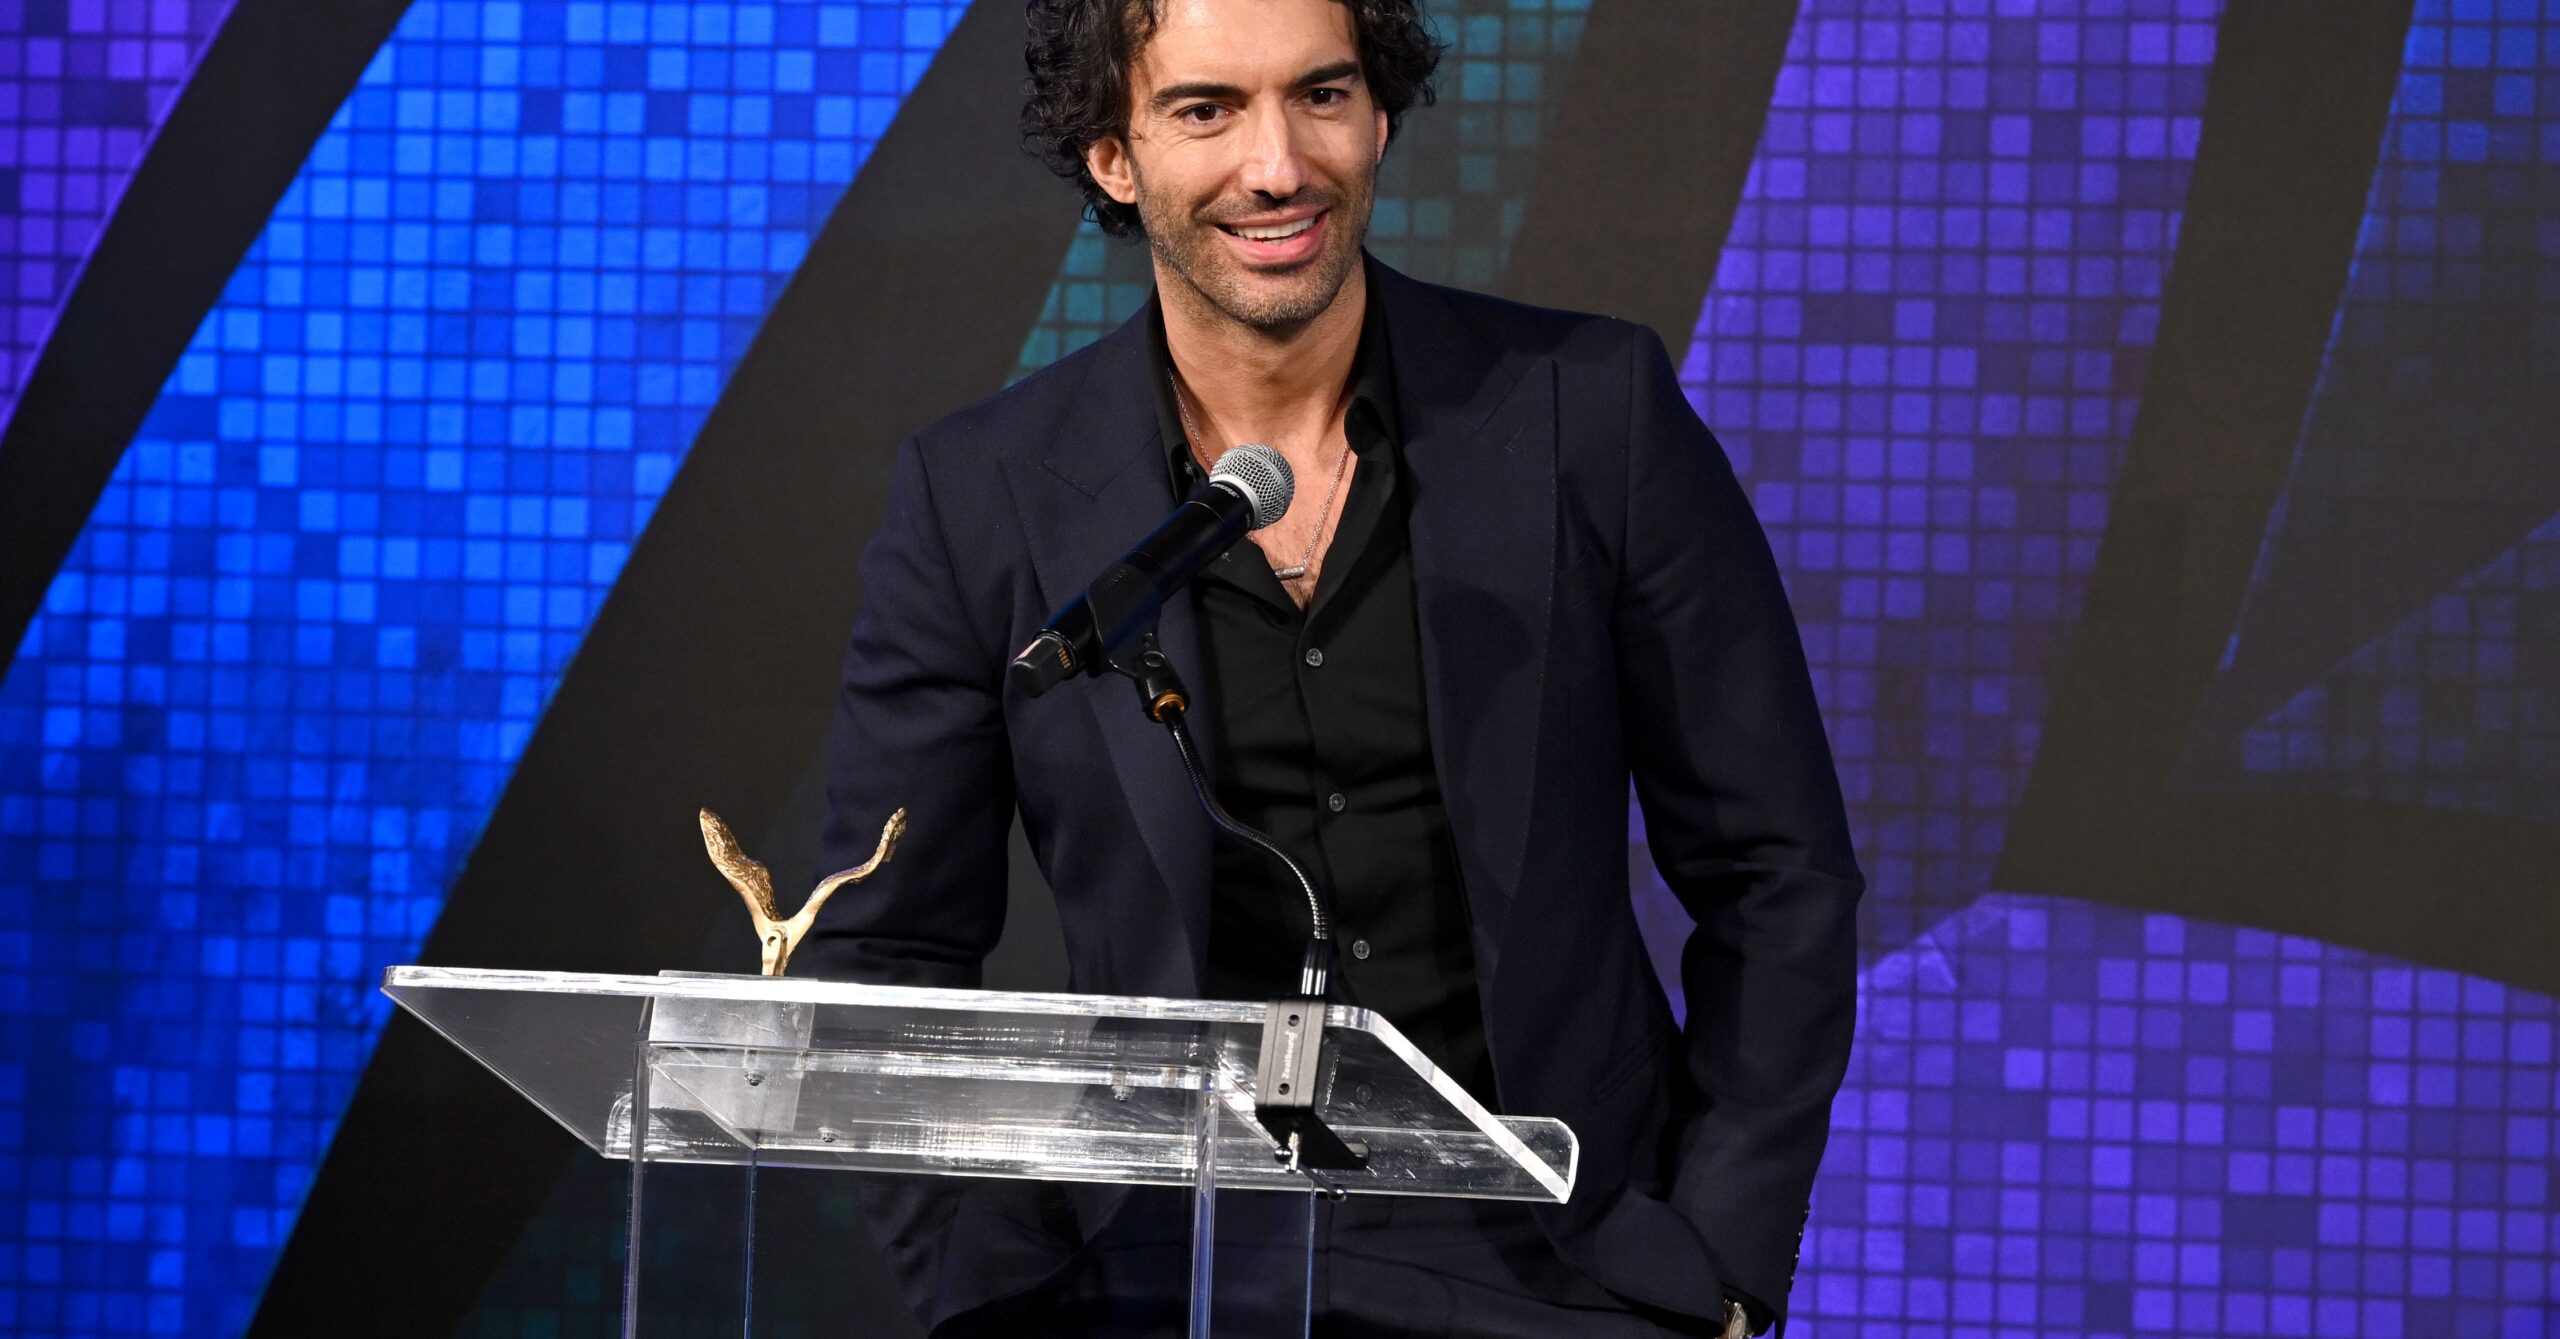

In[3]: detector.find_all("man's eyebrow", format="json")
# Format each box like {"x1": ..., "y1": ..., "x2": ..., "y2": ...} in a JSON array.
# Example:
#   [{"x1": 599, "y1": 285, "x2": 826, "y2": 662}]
[
  {"x1": 1146, "y1": 61, "x2": 1364, "y2": 113},
  {"x1": 1149, "y1": 79, "x2": 1247, "y2": 112},
  {"x1": 1290, "y1": 60, "x2": 1362, "y2": 90}
]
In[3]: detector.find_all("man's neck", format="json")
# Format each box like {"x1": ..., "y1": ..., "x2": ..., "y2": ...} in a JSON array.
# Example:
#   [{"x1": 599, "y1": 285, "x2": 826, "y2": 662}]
[{"x1": 1159, "y1": 263, "x2": 1368, "y2": 444}]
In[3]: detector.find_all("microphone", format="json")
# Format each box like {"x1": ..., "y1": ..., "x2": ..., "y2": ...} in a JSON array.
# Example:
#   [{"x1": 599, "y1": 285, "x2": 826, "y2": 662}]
[{"x1": 1008, "y1": 442, "x2": 1293, "y2": 698}]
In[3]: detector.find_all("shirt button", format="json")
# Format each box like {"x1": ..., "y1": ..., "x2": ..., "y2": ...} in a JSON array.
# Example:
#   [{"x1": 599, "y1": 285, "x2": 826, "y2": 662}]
[
  {"x1": 1351, "y1": 939, "x2": 1372, "y2": 961},
  {"x1": 1326, "y1": 792, "x2": 1347, "y2": 813},
  {"x1": 1303, "y1": 647, "x2": 1325, "y2": 668}
]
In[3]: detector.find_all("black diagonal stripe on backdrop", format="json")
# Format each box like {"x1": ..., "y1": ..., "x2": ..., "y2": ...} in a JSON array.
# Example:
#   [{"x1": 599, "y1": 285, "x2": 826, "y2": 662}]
[
  {"x1": 1501, "y1": 0, "x2": 1800, "y2": 349},
  {"x1": 2010, "y1": 0, "x2": 2413, "y2": 812},
  {"x1": 1995, "y1": 1, "x2": 2560, "y2": 1000},
  {"x1": 245, "y1": 1, "x2": 1081, "y2": 1332},
  {"x1": 0, "y1": 0, "x2": 413, "y2": 678}
]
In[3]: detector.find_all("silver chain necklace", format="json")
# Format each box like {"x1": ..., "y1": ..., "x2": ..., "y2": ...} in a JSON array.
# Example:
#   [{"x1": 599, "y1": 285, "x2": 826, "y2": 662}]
[{"x1": 1171, "y1": 372, "x2": 1351, "y2": 582}]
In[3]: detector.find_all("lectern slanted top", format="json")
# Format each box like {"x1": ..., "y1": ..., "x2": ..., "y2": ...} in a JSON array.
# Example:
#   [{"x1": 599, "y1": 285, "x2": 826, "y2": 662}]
[{"x1": 382, "y1": 965, "x2": 1577, "y2": 1201}]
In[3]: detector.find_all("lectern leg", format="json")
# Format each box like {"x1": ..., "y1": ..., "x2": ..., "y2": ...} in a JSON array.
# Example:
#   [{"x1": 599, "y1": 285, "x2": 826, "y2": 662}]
[
  {"x1": 622, "y1": 1006, "x2": 655, "y2": 1339},
  {"x1": 620, "y1": 1032, "x2": 759, "y2": 1334},
  {"x1": 1257, "y1": 1184, "x2": 1317, "y2": 1339},
  {"x1": 1291, "y1": 1186, "x2": 1316, "y2": 1338},
  {"x1": 738, "y1": 1147, "x2": 759, "y2": 1336},
  {"x1": 1188, "y1": 1072, "x2": 1219, "y2": 1339},
  {"x1": 1189, "y1": 1076, "x2": 1319, "y2": 1339}
]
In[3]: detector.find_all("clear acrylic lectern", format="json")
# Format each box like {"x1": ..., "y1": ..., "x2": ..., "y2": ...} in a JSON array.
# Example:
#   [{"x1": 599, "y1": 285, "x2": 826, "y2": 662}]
[{"x1": 384, "y1": 966, "x2": 1577, "y2": 1337}]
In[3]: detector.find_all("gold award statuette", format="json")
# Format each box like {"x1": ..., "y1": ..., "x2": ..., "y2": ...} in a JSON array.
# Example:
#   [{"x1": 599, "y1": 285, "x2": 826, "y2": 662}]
[{"x1": 699, "y1": 807, "x2": 907, "y2": 976}]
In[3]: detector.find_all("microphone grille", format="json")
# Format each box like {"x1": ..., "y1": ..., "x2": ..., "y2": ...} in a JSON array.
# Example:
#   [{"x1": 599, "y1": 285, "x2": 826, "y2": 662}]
[{"x1": 1209, "y1": 442, "x2": 1293, "y2": 530}]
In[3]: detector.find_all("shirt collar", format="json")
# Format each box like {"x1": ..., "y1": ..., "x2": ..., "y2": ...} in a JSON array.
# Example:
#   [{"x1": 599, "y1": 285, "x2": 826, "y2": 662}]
[{"x1": 1150, "y1": 260, "x2": 1402, "y2": 491}]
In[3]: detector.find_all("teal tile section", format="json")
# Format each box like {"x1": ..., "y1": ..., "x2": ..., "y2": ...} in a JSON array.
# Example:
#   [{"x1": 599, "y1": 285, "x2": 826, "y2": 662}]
[{"x1": 1010, "y1": 0, "x2": 1590, "y2": 379}]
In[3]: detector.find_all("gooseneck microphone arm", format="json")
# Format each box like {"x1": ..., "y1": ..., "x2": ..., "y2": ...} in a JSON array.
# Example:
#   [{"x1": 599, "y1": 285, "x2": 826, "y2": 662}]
[
  {"x1": 1113, "y1": 635, "x2": 1333, "y2": 998},
  {"x1": 1099, "y1": 631, "x2": 1361, "y2": 1170}
]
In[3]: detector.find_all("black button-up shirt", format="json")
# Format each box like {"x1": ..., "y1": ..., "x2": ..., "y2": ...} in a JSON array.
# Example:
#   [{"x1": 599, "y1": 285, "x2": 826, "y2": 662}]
[{"x1": 1148, "y1": 294, "x2": 1495, "y2": 1105}]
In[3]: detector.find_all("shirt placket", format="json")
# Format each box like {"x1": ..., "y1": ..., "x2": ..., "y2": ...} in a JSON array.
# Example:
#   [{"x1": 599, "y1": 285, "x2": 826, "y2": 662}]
[{"x1": 1292, "y1": 418, "x2": 1393, "y2": 981}]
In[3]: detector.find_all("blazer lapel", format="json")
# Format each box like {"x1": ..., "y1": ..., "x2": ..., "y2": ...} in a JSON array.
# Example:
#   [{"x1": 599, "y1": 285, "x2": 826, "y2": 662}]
[
  {"x1": 1377, "y1": 264, "x2": 1557, "y2": 963},
  {"x1": 1000, "y1": 313, "x2": 1214, "y2": 991},
  {"x1": 998, "y1": 268, "x2": 1560, "y2": 992}
]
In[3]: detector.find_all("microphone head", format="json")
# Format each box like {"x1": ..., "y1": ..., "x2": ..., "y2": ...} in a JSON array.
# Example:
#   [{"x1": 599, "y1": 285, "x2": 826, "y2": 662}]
[{"x1": 1209, "y1": 442, "x2": 1293, "y2": 530}]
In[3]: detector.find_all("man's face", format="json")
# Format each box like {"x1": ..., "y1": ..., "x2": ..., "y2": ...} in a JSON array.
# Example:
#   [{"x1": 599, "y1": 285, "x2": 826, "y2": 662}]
[{"x1": 1084, "y1": 0, "x2": 1388, "y2": 332}]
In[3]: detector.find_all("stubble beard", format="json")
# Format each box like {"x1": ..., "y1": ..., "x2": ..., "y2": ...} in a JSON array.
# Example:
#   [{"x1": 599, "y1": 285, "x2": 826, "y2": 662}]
[{"x1": 1134, "y1": 167, "x2": 1373, "y2": 333}]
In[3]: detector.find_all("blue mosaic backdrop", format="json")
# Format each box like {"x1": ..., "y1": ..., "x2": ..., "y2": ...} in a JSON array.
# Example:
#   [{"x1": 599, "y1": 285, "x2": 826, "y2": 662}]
[{"x1": 0, "y1": 2, "x2": 967, "y2": 1333}]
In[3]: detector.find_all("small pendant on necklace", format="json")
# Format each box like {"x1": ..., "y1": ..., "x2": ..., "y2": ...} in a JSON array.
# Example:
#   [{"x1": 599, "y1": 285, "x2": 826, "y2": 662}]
[{"x1": 1271, "y1": 565, "x2": 1308, "y2": 580}]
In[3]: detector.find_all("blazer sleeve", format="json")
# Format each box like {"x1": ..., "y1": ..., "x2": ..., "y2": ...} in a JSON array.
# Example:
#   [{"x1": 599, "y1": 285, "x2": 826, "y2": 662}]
[
  {"x1": 1610, "y1": 324, "x2": 1864, "y2": 1323},
  {"x1": 796, "y1": 433, "x2": 1029, "y2": 1329},
  {"x1": 801, "y1": 431, "x2": 1015, "y2": 985}
]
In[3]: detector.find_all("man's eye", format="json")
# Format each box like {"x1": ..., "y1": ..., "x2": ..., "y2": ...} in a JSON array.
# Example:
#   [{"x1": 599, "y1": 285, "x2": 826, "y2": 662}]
[
  {"x1": 1307, "y1": 88, "x2": 1347, "y2": 107},
  {"x1": 1178, "y1": 104, "x2": 1224, "y2": 124}
]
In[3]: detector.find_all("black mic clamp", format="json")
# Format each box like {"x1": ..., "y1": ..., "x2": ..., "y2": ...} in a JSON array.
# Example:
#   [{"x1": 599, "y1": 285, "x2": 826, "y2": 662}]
[{"x1": 1007, "y1": 443, "x2": 1292, "y2": 698}]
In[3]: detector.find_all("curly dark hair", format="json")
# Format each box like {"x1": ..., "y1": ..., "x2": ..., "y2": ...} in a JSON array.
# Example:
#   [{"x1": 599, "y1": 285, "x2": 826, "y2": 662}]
[{"x1": 1023, "y1": 0, "x2": 1443, "y2": 238}]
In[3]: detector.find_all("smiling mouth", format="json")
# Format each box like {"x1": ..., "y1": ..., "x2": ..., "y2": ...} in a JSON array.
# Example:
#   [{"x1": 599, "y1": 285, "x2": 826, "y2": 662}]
[{"x1": 1218, "y1": 214, "x2": 1319, "y2": 242}]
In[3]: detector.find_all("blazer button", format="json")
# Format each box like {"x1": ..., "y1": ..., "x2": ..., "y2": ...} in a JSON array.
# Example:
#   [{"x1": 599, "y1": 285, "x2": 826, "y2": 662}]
[
  {"x1": 1326, "y1": 792, "x2": 1347, "y2": 813},
  {"x1": 1303, "y1": 647, "x2": 1325, "y2": 667},
  {"x1": 1350, "y1": 939, "x2": 1371, "y2": 960}
]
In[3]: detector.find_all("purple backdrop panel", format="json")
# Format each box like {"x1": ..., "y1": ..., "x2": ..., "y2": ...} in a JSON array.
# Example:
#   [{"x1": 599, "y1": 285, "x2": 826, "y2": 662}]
[
  {"x1": 1796, "y1": 893, "x2": 2559, "y2": 1339},
  {"x1": 0, "y1": 0, "x2": 235, "y2": 414},
  {"x1": 2187, "y1": 0, "x2": 2560, "y2": 830},
  {"x1": 1645, "y1": 0, "x2": 2221, "y2": 979}
]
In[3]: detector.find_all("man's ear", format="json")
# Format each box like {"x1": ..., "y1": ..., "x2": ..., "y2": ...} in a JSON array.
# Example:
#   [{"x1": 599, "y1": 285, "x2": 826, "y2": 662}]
[
  {"x1": 1374, "y1": 107, "x2": 1389, "y2": 163},
  {"x1": 1084, "y1": 135, "x2": 1140, "y2": 206}
]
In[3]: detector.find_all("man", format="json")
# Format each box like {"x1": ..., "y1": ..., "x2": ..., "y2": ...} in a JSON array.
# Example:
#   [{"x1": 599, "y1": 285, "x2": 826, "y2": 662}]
[{"x1": 804, "y1": 0, "x2": 1862, "y2": 1334}]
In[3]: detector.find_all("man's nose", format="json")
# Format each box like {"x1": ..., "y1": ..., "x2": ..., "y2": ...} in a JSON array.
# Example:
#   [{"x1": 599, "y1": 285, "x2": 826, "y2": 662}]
[{"x1": 1236, "y1": 103, "x2": 1311, "y2": 201}]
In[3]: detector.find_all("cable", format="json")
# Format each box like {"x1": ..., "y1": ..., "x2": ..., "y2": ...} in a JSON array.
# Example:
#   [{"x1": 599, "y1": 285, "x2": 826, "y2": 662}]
[{"x1": 1159, "y1": 709, "x2": 1331, "y2": 946}]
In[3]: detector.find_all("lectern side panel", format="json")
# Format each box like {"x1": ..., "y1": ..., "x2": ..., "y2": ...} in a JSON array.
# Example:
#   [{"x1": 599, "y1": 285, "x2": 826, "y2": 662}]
[
  {"x1": 1237, "y1": 1027, "x2": 1577, "y2": 1201},
  {"x1": 383, "y1": 980, "x2": 646, "y2": 1154},
  {"x1": 644, "y1": 1008, "x2": 1234, "y2": 1184},
  {"x1": 643, "y1": 1011, "x2": 1573, "y2": 1201}
]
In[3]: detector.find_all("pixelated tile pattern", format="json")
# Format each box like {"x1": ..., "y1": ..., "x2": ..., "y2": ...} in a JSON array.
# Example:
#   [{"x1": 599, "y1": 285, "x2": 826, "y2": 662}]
[
  {"x1": 1655, "y1": 0, "x2": 2223, "y2": 971},
  {"x1": 1009, "y1": 0, "x2": 1590, "y2": 377},
  {"x1": 1796, "y1": 894, "x2": 2560, "y2": 1339},
  {"x1": 0, "y1": 2, "x2": 966, "y2": 1334},
  {"x1": 0, "y1": 0, "x2": 234, "y2": 417},
  {"x1": 2233, "y1": 512, "x2": 2560, "y2": 824},
  {"x1": 2199, "y1": 0, "x2": 2560, "y2": 826}
]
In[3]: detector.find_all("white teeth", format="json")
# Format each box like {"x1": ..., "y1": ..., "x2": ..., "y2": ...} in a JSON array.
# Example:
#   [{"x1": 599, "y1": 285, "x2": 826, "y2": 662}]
[{"x1": 1230, "y1": 218, "x2": 1314, "y2": 241}]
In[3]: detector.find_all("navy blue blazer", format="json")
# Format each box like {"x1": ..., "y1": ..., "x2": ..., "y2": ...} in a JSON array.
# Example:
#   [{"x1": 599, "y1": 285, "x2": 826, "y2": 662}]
[{"x1": 805, "y1": 261, "x2": 1863, "y2": 1333}]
